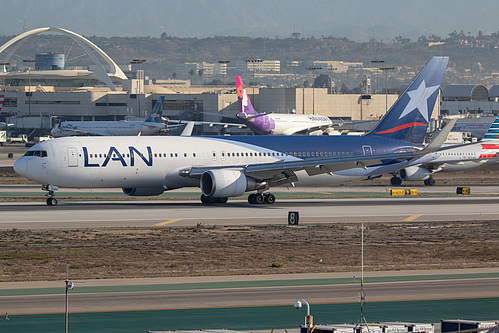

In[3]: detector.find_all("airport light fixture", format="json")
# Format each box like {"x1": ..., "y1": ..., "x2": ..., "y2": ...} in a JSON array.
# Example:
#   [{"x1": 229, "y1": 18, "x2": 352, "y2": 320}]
[
  {"x1": 294, "y1": 298, "x2": 313, "y2": 333},
  {"x1": 379, "y1": 66, "x2": 395, "y2": 113},
  {"x1": 245, "y1": 59, "x2": 263, "y2": 104},
  {"x1": 306, "y1": 66, "x2": 322, "y2": 115},
  {"x1": 130, "y1": 59, "x2": 146, "y2": 117},
  {"x1": 23, "y1": 59, "x2": 35, "y2": 116},
  {"x1": 371, "y1": 60, "x2": 385, "y2": 93}
]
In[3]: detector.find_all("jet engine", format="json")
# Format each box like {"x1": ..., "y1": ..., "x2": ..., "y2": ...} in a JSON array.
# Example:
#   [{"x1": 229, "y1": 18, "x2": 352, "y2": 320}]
[
  {"x1": 201, "y1": 169, "x2": 257, "y2": 198},
  {"x1": 399, "y1": 166, "x2": 432, "y2": 181},
  {"x1": 122, "y1": 187, "x2": 165, "y2": 196}
]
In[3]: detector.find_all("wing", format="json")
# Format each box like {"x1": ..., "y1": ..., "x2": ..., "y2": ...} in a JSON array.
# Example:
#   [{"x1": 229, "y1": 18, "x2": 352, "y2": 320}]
[
  {"x1": 182, "y1": 151, "x2": 415, "y2": 187},
  {"x1": 282, "y1": 124, "x2": 332, "y2": 135},
  {"x1": 167, "y1": 119, "x2": 244, "y2": 129}
]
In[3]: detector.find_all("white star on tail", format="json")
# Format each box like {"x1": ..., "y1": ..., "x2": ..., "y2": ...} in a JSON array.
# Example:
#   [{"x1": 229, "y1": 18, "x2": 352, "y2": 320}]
[{"x1": 398, "y1": 80, "x2": 440, "y2": 122}]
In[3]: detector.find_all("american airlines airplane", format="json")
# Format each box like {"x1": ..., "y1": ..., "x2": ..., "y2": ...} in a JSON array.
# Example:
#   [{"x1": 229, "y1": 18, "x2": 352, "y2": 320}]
[
  {"x1": 50, "y1": 96, "x2": 166, "y2": 137},
  {"x1": 14, "y1": 56, "x2": 449, "y2": 206},
  {"x1": 234, "y1": 76, "x2": 333, "y2": 135},
  {"x1": 390, "y1": 115, "x2": 499, "y2": 186}
]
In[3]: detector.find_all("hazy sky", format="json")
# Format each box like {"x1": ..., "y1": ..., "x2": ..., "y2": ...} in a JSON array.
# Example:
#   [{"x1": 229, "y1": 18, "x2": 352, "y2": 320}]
[{"x1": 1, "y1": 0, "x2": 497, "y2": 41}]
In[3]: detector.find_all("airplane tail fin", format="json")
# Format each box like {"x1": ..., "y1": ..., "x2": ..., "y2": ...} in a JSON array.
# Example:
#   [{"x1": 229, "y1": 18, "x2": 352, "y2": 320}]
[
  {"x1": 366, "y1": 56, "x2": 449, "y2": 144},
  {"x1": 482, "y1": 114, "x2": 499, "y2": 140},
  {"x1": 0, "y1": 95, "x2": 4, "y2": 112},
  {"x1": 145, "y1": 96, "x2": 164, "y2": 123},
  {"x1": 235, "y1": 76, "x2": 261, "y2": 119}
]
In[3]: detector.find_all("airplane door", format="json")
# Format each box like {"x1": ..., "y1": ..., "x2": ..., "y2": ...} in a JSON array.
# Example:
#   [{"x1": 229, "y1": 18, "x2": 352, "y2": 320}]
[
  {"x1": 362, "y1": 145, "x2": 373, "y2": 155},
  {"x1": 67, "y1": 147, "x2": 78, "y2": 167}
]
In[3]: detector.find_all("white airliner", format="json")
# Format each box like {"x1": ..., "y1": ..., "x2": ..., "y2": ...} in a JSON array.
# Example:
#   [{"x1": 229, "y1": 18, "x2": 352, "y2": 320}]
[
  {"x1": 233, "y1": 76, "x2": 334, "y2": 135},
  {"x1": 390, "y1": 116, "x2": 499, "y2": 186},
  {"x1": 50, "y1": 97, "x2": 166, "y2": 137},
  {"x1": 197, "y1": 76, "x2": 334, "y2": 136},
  {"x1": 14, "y1": 57, "x2": 449, "y2": 206}
]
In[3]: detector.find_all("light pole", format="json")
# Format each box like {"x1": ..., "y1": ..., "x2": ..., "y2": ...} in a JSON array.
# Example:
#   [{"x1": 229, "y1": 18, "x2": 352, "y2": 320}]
[
  {"x1": 0, "y1": 62, "x2": 10, "y2": 90},
  {"x1": 306, "y1": 66, "x2": 322, "y2": 115},
  {"x1": 131, "y1": 59, "x2": 146, "y2": 117},
  {"x1": 218, "y1": 60, "x2": 230, "y2": 86},
  {"x1": 379, "y1": 66, "x2": 394, "y2": 113},
  {"x1": 245, "y1": 59, "x2": 263, "y2": 104},
  {"x1": 294, "y1": 299, "x2": 312, "y2": 333},
  {"x1": 328, "y1": 66, "x2": 337, "y2": 94},
  {"x1": 64, "y1": 266, "x2": 74, "y2": 333},
  {"x1": 371, "y1": 59, "x2": 384, "y2": 93},
  {"x1": 23, "y1": 59, "x2": 35, "y2": 116}
]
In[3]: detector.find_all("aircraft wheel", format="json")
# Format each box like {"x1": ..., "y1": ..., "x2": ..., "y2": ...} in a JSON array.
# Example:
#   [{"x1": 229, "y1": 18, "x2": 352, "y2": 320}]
[
  {"x1": 264, "y1": 193, "x2": 276, "y2": 204},
  {"x1": 427, "y1": 178, "x2": 435, "y2": 186},
  {"x1": 200, "y1": 194, "x2": 210, "y2": 204},
  {"x1": 46, "y1": 197, "x2": 58, "y2": 206},
  {"x1": 248, "y1": 193, "x2": 257, "y2": 204},
  {"x1": 216, "y1": 197, "x2": 228, "y2": 204},
  {"x1": 390, "y1": 177, "x2": 402, "y2": 186},
  {"x1": 255, "y1": 194, "x2": 265, "y2": 204}
]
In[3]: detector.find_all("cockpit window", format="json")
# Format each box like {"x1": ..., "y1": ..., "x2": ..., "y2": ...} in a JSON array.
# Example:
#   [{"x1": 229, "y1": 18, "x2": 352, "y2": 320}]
[{"x1": 24, "y1": 150, "x2": 48, "y2": 157}]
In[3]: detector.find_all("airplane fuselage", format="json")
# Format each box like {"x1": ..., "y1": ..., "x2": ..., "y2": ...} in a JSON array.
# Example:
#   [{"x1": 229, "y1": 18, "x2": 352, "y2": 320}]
[
  {"x1": 239, "y1": 113, "x2": 332, "y2": 135},
  {"x1": 15, "y1": 135, "x2": 431, "y2": 191}
]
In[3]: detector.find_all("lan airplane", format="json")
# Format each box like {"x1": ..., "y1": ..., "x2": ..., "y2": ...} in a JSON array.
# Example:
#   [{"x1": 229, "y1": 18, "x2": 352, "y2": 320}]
[
  {"x1": 14, "y1": 56, "x2": 449, "y2": 206},
  {"x1": 390, "y1": 115, "x2": 499, "y2": 186},
  {"x1": 50, "y1": 96, "x2": 166, "y2": 137}
]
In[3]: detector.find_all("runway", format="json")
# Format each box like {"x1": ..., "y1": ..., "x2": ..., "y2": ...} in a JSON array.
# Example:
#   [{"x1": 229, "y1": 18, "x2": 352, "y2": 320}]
[
  {"x1": 1, "y1": 194, "x2": 499, "y2": 230},
  {"x1": 2, "y1": 270, "x2": 499, "y2": 315}
]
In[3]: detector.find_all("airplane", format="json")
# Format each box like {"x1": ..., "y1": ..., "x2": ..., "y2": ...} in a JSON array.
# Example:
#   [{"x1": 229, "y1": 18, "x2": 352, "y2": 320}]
[
  {"x1": 193, "y1": 77, "x2": 336, "y2": 136},
  {"x1": 233, "y1": 75, "x2": 334, "y2": 135},
  {"x1": 50, "y1": 96, "x2": 166, "y2": 137},
  {"x1": 14, "y1": 56, "x2": 449, "y2": 206},
  {"x1": 389, "y1": 114, "x2": 499, "y2": 186}
]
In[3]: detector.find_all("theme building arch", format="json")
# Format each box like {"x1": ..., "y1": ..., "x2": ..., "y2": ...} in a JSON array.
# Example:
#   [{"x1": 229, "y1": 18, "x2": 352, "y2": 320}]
[{"x1": 0, "y1": 27, "x2": 127, "y2": 91}]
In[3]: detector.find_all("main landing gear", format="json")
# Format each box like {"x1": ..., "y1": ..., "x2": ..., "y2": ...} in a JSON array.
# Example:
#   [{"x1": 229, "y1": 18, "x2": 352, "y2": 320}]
[
  {"x1": 42, "y1": 184, "x2": 59, "y2": 206},
  {"x1": 390, "y1": 176, "x2": 403, "y2": 186},
  {"x1": 424, "y1": 177, "x2": 436, "y2": 186},
  {"x1": 200, "y1": 194, "x2": 228, "y2": 204},
  {"x1": 199, "y1": 192, "x2": 276, "y2": 205},
  {"x1": 248, "y1": 192, "x2": 275, "y2": 205}
]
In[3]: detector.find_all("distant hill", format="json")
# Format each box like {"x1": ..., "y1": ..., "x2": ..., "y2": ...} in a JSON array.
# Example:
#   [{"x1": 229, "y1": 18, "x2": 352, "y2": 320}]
[{"x1": 1, "y1": 0, "x2": 498, "y2": 42}]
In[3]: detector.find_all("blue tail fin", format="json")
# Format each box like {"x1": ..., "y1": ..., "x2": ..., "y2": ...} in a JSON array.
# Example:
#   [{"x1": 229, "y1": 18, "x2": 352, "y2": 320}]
[
  {"x1": 366, "y1": 56, "x2": 449, "y2": 143},
  {"x1": 145, "y1": 96, "x2": 164, "y2": 123},
  {"x1": 482, "y1": 114, "x2": 499, "y2": 140}
]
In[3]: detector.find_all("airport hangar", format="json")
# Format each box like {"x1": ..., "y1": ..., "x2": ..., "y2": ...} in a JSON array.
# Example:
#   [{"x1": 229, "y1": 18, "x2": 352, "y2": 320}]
[{"x1": 0, "y1": 26, "x2": 460, "y2": 138}]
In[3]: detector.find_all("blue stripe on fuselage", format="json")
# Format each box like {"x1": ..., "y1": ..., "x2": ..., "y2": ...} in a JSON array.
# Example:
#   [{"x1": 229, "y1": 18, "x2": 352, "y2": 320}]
[{"x1": 206, "y1": 135, "x2": 419, "y2": 157}]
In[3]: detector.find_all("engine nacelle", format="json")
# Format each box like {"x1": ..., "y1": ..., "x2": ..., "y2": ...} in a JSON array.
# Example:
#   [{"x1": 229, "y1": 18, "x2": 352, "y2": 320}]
[
  {"x1": 201, "y1": 169, "x2": 257, "y2": 198},
  {"x1": 399, "y1": 166, "x2": 432, "y2": 181},
  {"x1": 122, "y1": 187, "x2": 165, "y2": 196}
]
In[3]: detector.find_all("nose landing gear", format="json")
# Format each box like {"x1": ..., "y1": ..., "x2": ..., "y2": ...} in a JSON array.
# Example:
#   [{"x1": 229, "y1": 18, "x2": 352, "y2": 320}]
[{"x1": 42, "y1": 184, "x2": 59, "y2": 206}]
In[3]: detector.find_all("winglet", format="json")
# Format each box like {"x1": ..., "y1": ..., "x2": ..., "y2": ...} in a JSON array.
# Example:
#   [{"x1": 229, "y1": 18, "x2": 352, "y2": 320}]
[{"x1": 413, "y1": 118, "x2": 457, "y2": 156}]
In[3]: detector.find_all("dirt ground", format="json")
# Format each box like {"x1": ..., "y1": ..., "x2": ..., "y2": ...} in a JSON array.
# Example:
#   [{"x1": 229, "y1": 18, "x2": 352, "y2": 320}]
[
  {"x1": 1, "y1": 165, "x2": 499, "y2": 282},
  {"x1": 0, "y1": 222, "x2": 498, "y2": 282}
]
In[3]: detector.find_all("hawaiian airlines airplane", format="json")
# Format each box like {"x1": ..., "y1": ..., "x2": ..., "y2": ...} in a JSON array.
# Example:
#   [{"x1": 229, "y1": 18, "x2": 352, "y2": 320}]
[
  {"x1": 14, "y1": 56, "x2": 449, "y2": 206},
  {"x1": 390, "y1": 114, "x2": 499, "y2": 186},
  {"x1": 50, "y1": 97, "x2": 166, "y2": 137},
  {"x1": 234, "y1": 76, "x2": 333, "y2": 135}
]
